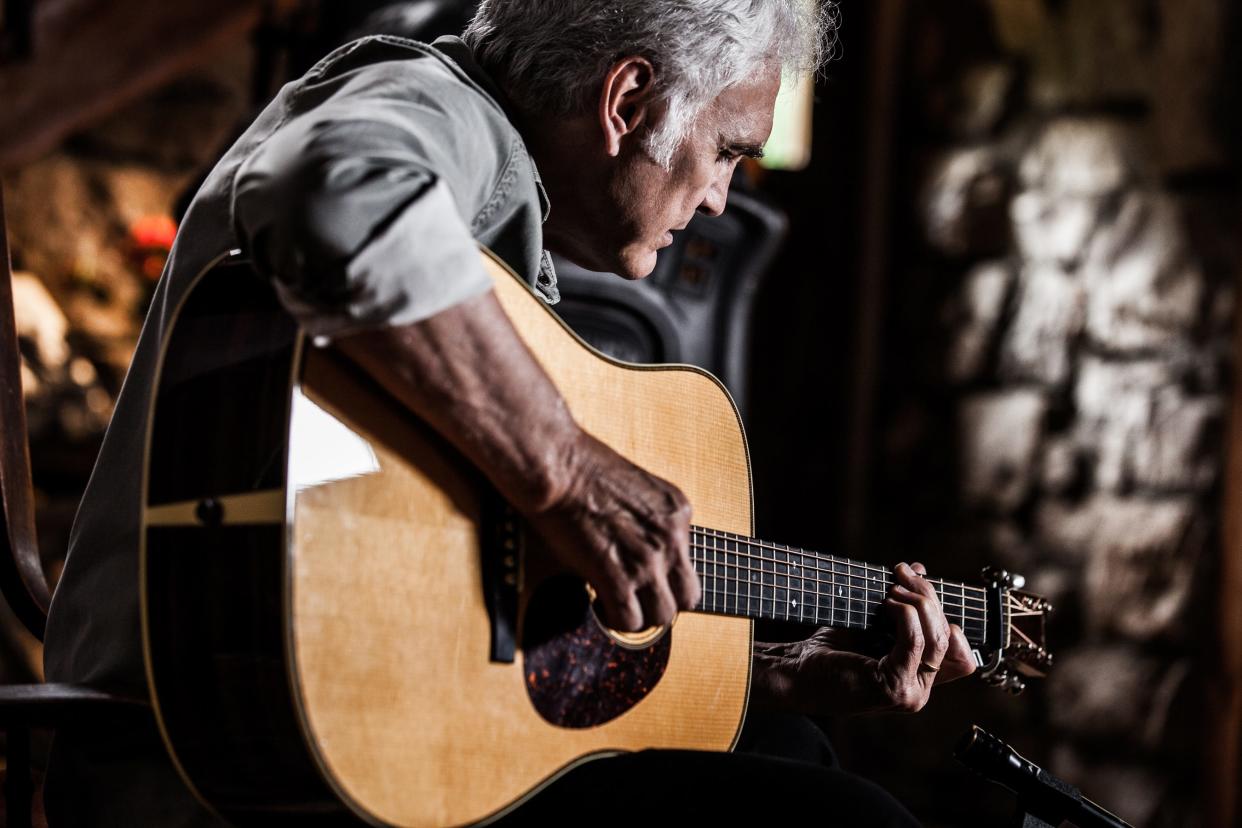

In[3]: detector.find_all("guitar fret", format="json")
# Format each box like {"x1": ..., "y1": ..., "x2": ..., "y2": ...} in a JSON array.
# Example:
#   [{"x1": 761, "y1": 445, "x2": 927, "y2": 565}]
[{"x1": 689, "y1": 527, "x2": 993, "y2": 648}]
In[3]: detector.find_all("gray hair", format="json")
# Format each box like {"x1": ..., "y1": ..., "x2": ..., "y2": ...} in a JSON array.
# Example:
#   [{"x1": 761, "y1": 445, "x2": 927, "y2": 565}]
[{"x1": 463, "y1": 1, "x2": 839, "y2": 167}]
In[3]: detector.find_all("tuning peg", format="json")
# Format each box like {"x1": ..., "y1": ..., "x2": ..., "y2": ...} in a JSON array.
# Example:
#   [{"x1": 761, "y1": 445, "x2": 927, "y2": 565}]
[
  {"x1": 985, "y1": 667, "x2": 1010, "y2": 688},
  {"x1": 1004, "y1": 674, "x2": 1026, "y2": 694},
  {"x1": 980, "y1": 566, "x2": 1025, "y2": 589}
]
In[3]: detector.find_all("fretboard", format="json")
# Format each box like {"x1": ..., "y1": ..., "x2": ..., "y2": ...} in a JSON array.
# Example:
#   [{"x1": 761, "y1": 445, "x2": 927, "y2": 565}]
[{"x1": 691, "y1": 527, "x2": 988, "y2": 648}]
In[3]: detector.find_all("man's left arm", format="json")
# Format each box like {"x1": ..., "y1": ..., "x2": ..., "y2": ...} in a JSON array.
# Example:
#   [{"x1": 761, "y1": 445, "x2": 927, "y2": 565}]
[{"x1": 751, "y1": 562, "x2": 977, "y2": 715}]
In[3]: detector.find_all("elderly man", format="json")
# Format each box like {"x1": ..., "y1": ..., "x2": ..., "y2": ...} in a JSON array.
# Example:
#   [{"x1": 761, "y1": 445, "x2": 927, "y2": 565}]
[{"x1": 44, "y1": 1, "x2": 975, "y2": 824}]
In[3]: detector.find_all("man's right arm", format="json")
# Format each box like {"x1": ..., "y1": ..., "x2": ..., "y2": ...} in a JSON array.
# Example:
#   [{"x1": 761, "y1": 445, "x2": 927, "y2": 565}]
[
  {"x1": 228, "y1": 83, "x2": 697, "y2": 629},
  {"x1": 333, "y1": 291, "x2": 700, "y2": 631}
]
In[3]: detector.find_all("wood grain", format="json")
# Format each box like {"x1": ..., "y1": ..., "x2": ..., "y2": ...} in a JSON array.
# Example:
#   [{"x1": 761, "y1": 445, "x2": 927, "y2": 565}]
[{"x1": 287, "y1": 251, "x2": 754, "y2": 827}]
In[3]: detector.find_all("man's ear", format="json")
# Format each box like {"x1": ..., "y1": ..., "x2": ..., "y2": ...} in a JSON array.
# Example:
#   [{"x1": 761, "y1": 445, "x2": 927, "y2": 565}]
[{"x1": 598, "y1": 56, "x2": 657, "y2": 157}]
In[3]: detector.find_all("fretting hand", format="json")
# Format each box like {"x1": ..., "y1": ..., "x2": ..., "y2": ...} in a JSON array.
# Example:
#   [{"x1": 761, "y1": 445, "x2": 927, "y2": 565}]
[{"x1": 752, "y1": 562, "x2": 977, "y2": 716}]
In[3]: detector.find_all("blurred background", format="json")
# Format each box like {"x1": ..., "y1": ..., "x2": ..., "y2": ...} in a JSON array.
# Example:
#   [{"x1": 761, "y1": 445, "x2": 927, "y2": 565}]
[{"x1": 0, "y1": 0, "x2": 1239, "y2": 825}]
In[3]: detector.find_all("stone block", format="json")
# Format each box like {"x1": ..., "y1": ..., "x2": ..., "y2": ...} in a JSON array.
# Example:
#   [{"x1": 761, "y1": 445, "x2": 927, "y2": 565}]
[
  {"x1": 1073, "y1": 355, "x2": 1220, "y2": 492},
  {"x1": 1074, "y1": 356, "x2": 1165, "y2": 491},
  {"x1": 947, "y1": 62, "x2": 1015, "y2": 139},
  {"x1": 1018, "y1": 118, "x2": 1140, "y2": 197},
  {"x1": 1081, "y1": 191, "x2": 1204, "y2": 353},
  {"x1": 958, "y1": 390, "x2": 1046, "y2": 512},
  {"x1": 1130, "y1": 393, "x2": 1222, "y2": 490},
  {"x1": 1000, "y1": 264, "x2": 1084, "y2": 386},
  {"x1": 1010, "y1": 190, "x2": 1100, "y2": 267},
  {"x1": 1047, "y1": 647, "x2": 1195, "y2": 753},
  {"x1": 1039, "y1": 436, "x2": 1083, "y2": 495},
  {"x1": 921, "y1": 146, "x2": 1011, "y2": 257},
  {"x1": 1049, "y1": 745, "x2": 1168, "y2": 828},
  {"x1": 1073, "y1": 494, "x2": 1201, "y2": 641},
  {"x1": 947, "y1": 261, "x2": 1013, "y2": 383}
]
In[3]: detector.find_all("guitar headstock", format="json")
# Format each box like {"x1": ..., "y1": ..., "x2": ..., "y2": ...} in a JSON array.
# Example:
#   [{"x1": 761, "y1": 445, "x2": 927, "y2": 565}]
[{"x1": 976, "y1": 567, "x2": 1052, "y2": 694}]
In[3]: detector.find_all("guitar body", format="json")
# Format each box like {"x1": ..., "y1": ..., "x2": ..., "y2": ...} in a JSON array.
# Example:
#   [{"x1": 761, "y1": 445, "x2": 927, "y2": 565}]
[{"x1": 141, "y1": 250, "x2": 754, "y2": 827}]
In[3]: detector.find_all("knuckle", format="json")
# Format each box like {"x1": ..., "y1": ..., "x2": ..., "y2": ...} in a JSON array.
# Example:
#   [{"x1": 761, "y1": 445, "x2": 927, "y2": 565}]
[{"x1": 890, "y1": 685, "x2": 919, "y2": 712}]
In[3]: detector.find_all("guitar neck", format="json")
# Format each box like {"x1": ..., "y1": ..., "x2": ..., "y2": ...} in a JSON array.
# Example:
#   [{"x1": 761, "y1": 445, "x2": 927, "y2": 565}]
[{"x1": 690, "y1": 526, "x2": 988, "y2": 648}]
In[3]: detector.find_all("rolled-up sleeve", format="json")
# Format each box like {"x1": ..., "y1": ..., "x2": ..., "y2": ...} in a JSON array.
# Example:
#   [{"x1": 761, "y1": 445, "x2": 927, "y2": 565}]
[{"x1": 232, "y1": 83, "x2": 501, "y2": 338}]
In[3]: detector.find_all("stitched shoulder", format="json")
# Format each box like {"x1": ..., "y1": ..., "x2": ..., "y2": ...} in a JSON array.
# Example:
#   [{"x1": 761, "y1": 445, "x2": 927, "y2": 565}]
[{"x1": 471, "y1": 137, "x2": 524, "y2": 233}]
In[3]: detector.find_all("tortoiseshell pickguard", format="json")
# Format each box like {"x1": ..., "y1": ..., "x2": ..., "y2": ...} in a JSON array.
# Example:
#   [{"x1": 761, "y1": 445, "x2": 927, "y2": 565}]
[{"x1": 522, "y1": 576, "x2": 672, "y2": 728}]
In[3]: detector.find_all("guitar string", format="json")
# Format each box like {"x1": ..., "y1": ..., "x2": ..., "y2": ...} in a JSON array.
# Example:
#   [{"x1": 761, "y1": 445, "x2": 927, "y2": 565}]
[
  {"x1": 686, "y1": 546, "x2": 987, "y2": 611},
  {"x1": 691, "y1": 530, "x2": 991, "y2": 605},
  {"x1": 690, "y1": 573, "x2": 988, "y2": 625},
  {"x1": 693, "y1": 586, "x2": 989, "y2": 641},
  {"x1": 692, "y1": 525, "x2": 951, "y2": 583},
  {"x1": 685, "y1": 541, "x2": 983, "y2": 598},
  {"x1": 689, "y1": 555, "x2": 987, "y2": 613},
  {"x1": 689, "y1": 566, "x2": 987, "y2": 620},
  {"x1": 688, "y1": 531, "x2": 989, "y2": 626},
  {"x1": 689, "y1": 529, "x2": 989, "y2": 607},
  {"x1": 692, "y1": 586, "x2": 988, "y2": 630}
]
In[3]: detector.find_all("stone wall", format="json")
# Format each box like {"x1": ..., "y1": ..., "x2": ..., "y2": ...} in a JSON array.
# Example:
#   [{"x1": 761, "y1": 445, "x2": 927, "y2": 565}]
[{"x1": 850, "y1": 1, "x2": 1240, "y2": 825}]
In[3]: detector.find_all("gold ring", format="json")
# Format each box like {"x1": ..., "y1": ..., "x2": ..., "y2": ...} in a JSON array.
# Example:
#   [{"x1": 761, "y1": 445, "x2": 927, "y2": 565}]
[{"x1": 918, "y1": 662, "x2": 940, "y2": 674}]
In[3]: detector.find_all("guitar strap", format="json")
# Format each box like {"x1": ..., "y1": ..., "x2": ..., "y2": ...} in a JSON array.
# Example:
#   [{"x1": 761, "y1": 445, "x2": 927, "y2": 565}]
[{"x1": 0, "y1": 184, "x2": 53, "y2": 638}]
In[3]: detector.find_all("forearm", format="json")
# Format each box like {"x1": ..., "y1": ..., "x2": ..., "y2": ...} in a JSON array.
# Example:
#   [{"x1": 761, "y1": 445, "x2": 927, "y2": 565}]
[
  {"x1": 750, "y1": 641, "x2": 803, "y2": 712},
  {"x1": 751, "y1": 636, "x2": 890, "y2": 716},
  {"x1": 335, "y1": 288, "x2": 579, "y2": 515}
]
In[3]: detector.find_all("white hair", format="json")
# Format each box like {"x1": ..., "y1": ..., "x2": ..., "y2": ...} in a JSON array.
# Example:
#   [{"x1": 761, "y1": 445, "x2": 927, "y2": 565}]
[{"x1": 463, "y1": 0, "x2": 839, "y2": 168}]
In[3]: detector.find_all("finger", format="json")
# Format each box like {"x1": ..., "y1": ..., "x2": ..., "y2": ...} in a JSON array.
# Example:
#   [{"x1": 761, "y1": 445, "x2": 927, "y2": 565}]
[
  {"x1": 668, "y1": 553, "x2": 701, "y2": 611},
  {"x1": 877, "y1": 599, "x2": 931, "y2": 712},
  {"x1": 890, "y1": 586, "x2": 949, "y2": 676},
  {"x1": 881, "y1": 597, "x2": 925, "y2": 678},
  {"x1": 596, "y1": 586, "x2": 643, "y2": 632},
  {"x1": 890, "y1": 565, "x2": 949, "y2": 676},
  {"x1": 636, "y1": 578, "x2": 678, "y2": 628},
  {"x1": 910, "y1": 561, "x2": 928, "y2": 577},
  {"x1": 894, "y1": 562, "x2": 934, "y2": 598},
  {"x1": 595, "y1": 558, "x2": 644, "y2": 631},
  {"x1": 935, "y1": 624, "x2": 979, "y2": 684}
]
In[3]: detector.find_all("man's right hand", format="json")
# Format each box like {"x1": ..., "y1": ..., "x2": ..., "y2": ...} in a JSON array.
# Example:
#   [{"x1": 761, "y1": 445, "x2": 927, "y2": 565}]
[{"x1": 529, "y1": 430, "x2": 700, "y2": 632}]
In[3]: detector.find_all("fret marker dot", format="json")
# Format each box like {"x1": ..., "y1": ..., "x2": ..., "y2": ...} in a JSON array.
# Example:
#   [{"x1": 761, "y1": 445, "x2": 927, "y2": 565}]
[{"x1": 791, "y1": 599, "x2": 797, "y2": 608}]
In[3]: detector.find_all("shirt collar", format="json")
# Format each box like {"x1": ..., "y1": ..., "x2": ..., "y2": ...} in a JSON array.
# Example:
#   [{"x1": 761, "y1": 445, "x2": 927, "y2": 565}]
[{"x1": 432, "y1": 35, "x2": 551, "y2": 223}]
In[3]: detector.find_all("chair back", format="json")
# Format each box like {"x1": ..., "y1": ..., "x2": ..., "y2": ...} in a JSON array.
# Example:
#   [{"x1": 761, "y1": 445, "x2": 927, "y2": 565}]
[{"x1": 0, "y1": 185, "x2": 51, "y2": 640}]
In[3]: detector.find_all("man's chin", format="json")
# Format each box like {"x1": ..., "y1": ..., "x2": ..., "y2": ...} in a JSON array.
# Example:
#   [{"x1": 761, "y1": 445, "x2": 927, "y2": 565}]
[
  {"x1": 553, "y1": 245, "x2": 657, "y2": 280},
  {"x1": 616, "y1": 249, "x2": 659, "y2": 281}
]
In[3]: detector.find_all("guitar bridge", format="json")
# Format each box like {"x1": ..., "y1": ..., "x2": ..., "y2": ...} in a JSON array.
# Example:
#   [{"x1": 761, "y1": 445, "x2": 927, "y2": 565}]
[{"x1": 482, "y1": 493, "x2": 522, "y2": 663}]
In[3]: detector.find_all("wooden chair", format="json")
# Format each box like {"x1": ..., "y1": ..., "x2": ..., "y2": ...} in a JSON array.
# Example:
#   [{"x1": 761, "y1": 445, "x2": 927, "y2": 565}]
[{"x1": 0, "y1": 185, "x2": 149, "y2": 827}]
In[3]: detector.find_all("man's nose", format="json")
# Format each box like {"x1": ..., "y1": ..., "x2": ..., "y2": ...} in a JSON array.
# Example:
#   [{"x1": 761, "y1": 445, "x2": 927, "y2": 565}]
[{"x1": 697, "y1": 169, "x2": 731, "y2": 217}]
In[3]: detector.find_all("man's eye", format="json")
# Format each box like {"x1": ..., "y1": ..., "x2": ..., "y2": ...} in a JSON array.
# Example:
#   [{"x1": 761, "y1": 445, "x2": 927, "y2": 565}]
[{"x1": 718, "y1": 150, "x2": 738, "y2": 162}]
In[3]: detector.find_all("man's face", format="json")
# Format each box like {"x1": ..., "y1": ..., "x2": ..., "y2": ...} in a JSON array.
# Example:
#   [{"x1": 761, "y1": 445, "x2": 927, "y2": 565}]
[{"x1": 596, "y1": 67, "x2": 782, "y2": 279}]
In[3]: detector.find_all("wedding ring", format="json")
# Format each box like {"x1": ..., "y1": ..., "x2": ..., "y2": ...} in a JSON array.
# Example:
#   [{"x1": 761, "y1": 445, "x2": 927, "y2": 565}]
[{"x1": 918, "y1": 662, "x2": 940, "y2": 674}]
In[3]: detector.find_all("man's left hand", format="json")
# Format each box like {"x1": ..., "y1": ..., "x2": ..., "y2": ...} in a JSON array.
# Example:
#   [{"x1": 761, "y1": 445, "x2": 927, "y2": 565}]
[{"x1": 752, "y1": 562, "x2": 977, "y2": 716}]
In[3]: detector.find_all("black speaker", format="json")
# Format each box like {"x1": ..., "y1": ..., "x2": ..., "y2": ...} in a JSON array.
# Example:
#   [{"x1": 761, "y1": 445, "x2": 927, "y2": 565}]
[{"x1": 553, "y1": 188, "x2": 787, "y2": 420}]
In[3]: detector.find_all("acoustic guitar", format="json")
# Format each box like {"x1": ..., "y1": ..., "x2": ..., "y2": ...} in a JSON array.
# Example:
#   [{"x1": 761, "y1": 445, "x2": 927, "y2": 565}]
[{"x1": 140, "y1": 248, "x2": 1051, "y2": 827}]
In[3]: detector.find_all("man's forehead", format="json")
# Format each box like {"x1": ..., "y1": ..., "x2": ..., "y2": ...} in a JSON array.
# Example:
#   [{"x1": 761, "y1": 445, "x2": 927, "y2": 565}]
[{"x1": 711, "y1": 69, "x2": 782, "y2": 143}]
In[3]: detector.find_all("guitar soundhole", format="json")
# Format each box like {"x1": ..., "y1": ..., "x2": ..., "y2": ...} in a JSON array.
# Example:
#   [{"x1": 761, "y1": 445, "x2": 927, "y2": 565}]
[{"x1": 522, "y1": 576, "x2": 671, "y2": 728}]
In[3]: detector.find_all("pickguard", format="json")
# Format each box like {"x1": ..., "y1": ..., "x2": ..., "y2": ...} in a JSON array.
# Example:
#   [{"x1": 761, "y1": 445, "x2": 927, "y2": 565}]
[{"x1": 522, "y1": 576, "x2": 671, "y2": 728}]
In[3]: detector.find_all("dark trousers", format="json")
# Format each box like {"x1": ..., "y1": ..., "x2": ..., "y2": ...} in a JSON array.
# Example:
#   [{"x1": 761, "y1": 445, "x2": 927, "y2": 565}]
[{"x1": 46, "y1": 713, "x2": 919, "y2": 827}]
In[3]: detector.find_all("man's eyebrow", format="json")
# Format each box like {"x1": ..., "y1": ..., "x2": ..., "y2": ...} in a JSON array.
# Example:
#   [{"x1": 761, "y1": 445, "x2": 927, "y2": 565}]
[{"x1": 734, "y1": 143, "x2": 766, "y2": 159}]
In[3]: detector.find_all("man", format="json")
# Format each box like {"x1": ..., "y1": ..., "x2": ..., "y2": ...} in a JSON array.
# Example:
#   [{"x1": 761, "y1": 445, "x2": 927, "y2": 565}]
[{"x1": 44, "y1": 1, "x2": 976, "y2": 824}]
